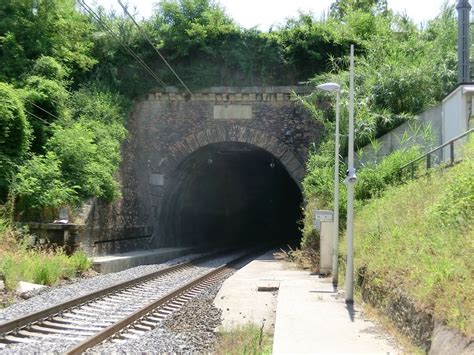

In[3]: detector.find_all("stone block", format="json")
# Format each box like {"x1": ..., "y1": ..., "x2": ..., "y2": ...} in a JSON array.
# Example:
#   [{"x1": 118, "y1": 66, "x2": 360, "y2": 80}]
[
  {"x1": 213, "y1": 105, "x2": 252, "y2": 120},
  {"x1": 16, "y1": 281, "x2": 47, "y2": 294}
]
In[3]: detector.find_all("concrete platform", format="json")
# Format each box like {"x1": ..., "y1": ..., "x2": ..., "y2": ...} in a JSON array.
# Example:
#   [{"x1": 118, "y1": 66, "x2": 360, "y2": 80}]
[
  {"x1": 214, "y1": 250, "x2": 401, "y2": 354},
  {"x1": 92, "y1": 247, "x2": 193, "y2": 274},
  {"x1": 214, "y1": 251, "x2": 280, "y2": 332}
]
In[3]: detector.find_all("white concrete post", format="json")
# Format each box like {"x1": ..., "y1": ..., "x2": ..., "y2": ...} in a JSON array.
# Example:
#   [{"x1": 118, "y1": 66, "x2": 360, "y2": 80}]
[{"x1": 345, "y1": 45, "x2": 356, "y2": 304}]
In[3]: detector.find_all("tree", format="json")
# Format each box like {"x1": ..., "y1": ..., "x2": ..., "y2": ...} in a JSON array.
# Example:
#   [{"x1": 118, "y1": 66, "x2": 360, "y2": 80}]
[
  {"x1": 330, "y1": 0, "x2": 388, "y2": 19},
  {"x1": 0, "y1": 0, "x2": 96, "y2": 81},
  {"x1": 22, "y1": 73, "x2": 69, "y2": 154},
  {"x1": 151, "y1": 0, "x2": 236, "y2": 58},
  {"x1": 0, "y1": 82, "x2": 30, "y2": 201},
  {"x1": 13, "y1": 152, "x2": 77, "y2": 214},
  {"x1": 45, "y1": 87, "x2": 127, "y2": 203}
]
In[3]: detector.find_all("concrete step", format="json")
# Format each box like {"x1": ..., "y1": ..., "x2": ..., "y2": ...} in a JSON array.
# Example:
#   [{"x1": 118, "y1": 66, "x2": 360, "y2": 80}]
[{"x1": 92, "y1": 247, "x2": 193, "y2": 273}]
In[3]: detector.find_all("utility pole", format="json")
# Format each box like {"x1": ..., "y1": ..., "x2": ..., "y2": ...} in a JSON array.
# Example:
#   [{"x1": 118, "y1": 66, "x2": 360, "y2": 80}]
[
  {"x1": 345, "y1": 45, "x2": 356, "y2": 304},
  {"x1": 457, "y1": 0, "x2": 471, "y2": 83}
]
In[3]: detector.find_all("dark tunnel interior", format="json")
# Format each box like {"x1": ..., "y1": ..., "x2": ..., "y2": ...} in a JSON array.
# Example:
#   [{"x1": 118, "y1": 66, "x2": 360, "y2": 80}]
[{"x1": 157, "y1": 142, "x2": 303, "y2": 248}]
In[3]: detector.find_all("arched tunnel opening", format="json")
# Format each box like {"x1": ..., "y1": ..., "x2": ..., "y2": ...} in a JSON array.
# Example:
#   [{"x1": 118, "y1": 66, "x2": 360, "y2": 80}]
[{"x1": 157, "y1": 142, "x2": 303, "y2": 248}]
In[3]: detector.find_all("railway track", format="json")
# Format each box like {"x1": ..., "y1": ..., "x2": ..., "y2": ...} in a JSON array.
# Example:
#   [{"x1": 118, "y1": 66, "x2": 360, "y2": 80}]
[{"x1": 0, "y1": 249, "x2": 257, "y2": 353}]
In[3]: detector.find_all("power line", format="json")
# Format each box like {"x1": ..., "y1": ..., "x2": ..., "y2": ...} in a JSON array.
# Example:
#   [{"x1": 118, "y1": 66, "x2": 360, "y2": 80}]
[
  {"x1": 25, "y1": 99, "x2": 60, "y2": 121},
  {"x1": 79, "y1": 0, "x2": 167, "y2": 88},
  {"x1": 78, "y1": 0, "x2": 168, "y2": 89},
  {"x1": 117, "y1": 0, "x2": 193, "y2": 96},
  {"x1": 24, "y1": 109, "x2": 51, "y2": 126}
]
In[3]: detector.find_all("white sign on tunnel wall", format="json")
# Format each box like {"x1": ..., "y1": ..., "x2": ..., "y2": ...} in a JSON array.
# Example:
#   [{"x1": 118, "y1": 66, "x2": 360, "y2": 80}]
[
  {"x1": 149, "y1": 174, "x2": 164, "y2": 186},
  {"x1": 213, "y1": 104, "x2": 252, "y2": 120}
]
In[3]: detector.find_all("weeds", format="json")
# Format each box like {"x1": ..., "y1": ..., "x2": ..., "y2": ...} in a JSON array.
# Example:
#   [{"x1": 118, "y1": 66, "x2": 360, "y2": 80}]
[
  {"x1": 275, "y1": 246, "x2": 320, "y2": 273},
  {"x1": 0, "y1": 210, "x2": 92, "y2": 290},
  {"x1": 215, "y1": 323, "x2": 272, "y2": 355},
  {"x1": 0, "y1": 247, "x2": 92, "y2": 290}
]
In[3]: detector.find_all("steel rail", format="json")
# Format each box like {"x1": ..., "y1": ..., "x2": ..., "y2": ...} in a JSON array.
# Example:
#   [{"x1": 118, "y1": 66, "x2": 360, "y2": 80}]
[
  {"x1": 0, "y1": 253, "x2": 218, "y2": 334},
  {"x1": 65, "y1": 263, "x2": 233, "y2": 354},
  {"x1": 0, "y1": 247, "x2": 265, "y2": 353}
]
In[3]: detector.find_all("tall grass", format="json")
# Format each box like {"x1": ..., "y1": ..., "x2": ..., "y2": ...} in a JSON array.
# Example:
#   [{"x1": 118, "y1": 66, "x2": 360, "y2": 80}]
[
  {"x1": 0, "y1": 247, "x2": 92, "y2": 290},
  {"x1": 348, "y1": 140, "x2": 474, "y2": 336},
  {"x1": 0, "y1": 211, "x2": 92, "y2": 291},
  {"x1": 215, "y1": 324, "x2": 272, "y2": 355}
]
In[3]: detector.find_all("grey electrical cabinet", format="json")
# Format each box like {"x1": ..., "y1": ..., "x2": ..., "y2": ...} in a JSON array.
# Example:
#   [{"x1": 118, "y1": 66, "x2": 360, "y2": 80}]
[{"x1": 314, "y1": 210, "x2": 334, "y2": 276}]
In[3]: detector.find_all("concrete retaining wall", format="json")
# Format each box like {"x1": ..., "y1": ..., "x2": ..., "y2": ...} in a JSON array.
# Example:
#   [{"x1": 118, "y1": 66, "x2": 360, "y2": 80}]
[{"x1": 355, "y1": 105, "x2": 442, "y2": 167}]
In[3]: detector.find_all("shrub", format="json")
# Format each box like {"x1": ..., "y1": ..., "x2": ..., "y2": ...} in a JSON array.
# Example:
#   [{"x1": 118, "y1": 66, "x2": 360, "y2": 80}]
[
  {"x1": 47, "y1": 121, "x2": 124, "y2": 202},
  {"x1": 303, "y1": 144, "x2": 420, "y2": 234},
  {"x1": 355, "y1": 146, "x2": 421, "y2": 201},
  {"x1": 31, "y1": 56, "x2": 68, "y2": 81},
  {"x1": 13, "y1": 152, "x2": 77, "y2": 217},
  {"x1": 35, "y1": 87, "x2": 128, "y2": 203},
  {"x1": 22, "y1": 75, "x2": 69, "y2": 153},
  {"x1": 0, "y1": 82, "x2": 31, "y2": 200}
]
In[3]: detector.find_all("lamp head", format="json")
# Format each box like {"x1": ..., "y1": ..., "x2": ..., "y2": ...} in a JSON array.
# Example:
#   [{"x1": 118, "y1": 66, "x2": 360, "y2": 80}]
[
  {"x1": 345, "y1": 167, "x2": 357, "y2": 184},
  {"x1": 316, "y1": 82, "x2": 340, "y2": 92}
]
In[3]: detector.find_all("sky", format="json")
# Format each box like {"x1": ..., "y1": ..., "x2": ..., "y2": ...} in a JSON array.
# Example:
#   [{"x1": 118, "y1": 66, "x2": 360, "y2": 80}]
[{"x1": 95, "y1": 0, "x2": 457, "y2": 29}]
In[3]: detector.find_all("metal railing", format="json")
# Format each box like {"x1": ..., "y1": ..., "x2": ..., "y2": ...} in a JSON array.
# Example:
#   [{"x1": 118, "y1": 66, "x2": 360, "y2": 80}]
[{"x1": 398, "y1": 128, "x2": 473, "y2": 180}]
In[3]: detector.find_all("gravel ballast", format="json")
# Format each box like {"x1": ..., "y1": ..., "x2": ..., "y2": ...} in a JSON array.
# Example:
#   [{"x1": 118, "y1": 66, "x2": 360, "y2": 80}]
[
  {"x1": 92, "y1": 277, "x2": 229, "y2": 353},
  {"x1": 0, "y1": 252, "x2": 212, "y2": 323},
  {"x1": 0, "y1": 252, "x2": 241, "y2": 353}
]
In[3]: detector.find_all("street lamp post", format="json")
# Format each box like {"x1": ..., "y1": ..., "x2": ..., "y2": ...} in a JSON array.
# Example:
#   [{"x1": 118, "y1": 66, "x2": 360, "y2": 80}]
[
  {"x1": 345, "y1": 44, "x2": 356, "y2": 304},
  {"x1": 316, "y1": 82, "x2": 340, "y2": 287}
]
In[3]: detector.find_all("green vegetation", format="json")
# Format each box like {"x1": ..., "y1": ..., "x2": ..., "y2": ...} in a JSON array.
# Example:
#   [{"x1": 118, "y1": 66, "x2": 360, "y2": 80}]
[
  {"x1": 0, "y1": 0, "x2": 469, "y2": 337},
  {"x1": 299, "y1": 0, "x2": 458, "y2": 273},
  {"x1": 0, "y1": 0, "x2": 457, "y2": 214},
  {"x1": 0, "y1": 82, "x2": 31, "y2": 199},
  {"x1": 0, "y1": 248, "x2": 91, "y2": 290},
  {"x1": 303, "y1": 2, "x2": 456, "y2": 150},
  {"x1": 0, "y1": 211, "x2": 91, "y2": 291},
  {"x1": 0, "y1": 0, "x2": 96, "y2": 81},
  {"x1": 215, "y1": 324, "x2": 272, "y2": 355},
  {"x1": 11, "y1": 86, "x2": 127, "y2": 218},
  {"x1": 294, "y1": 1, "x2": 467, "y2": 341},
  {"x1": 302, "y1": 144, "x2": 421, "y2": 245},
  {"x1": 346, "y1": 141, "x2": 474, "y2": 336}
]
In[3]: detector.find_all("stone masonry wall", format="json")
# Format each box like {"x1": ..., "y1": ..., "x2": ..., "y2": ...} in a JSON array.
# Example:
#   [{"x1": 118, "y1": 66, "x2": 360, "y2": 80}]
[{"x1": 79, "y1": 87, "x2": 324, "y2": 255}]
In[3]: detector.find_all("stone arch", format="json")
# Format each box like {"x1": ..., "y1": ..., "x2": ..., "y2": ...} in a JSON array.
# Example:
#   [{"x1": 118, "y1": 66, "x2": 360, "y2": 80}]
[{"x1": 166, "y1": 125, "x2": 306, "y2": 187}]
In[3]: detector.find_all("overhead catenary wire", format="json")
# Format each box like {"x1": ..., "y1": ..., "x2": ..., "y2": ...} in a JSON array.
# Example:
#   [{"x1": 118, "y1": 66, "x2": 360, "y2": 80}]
[
  {"x1": 78, "y1": 0, "x2": 168, "y2": 89},
  {"x1": 117, "y1": 0, "x2": 193, "y2": 96},
  {"x1": 24, "y1": 109, "x2": 51, "y2": 126},
  {"x1": 79, "y1": 0, "x2": 167, "y2": 88},
  {"x1": 25, "y1": 99, "x2": 61, "y2": 121}
]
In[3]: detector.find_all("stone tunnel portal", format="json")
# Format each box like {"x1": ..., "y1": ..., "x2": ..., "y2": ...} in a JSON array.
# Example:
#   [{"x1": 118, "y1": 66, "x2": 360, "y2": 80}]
[{"x1": 157, "y1": 142, "x2": 303, "y2": 248}]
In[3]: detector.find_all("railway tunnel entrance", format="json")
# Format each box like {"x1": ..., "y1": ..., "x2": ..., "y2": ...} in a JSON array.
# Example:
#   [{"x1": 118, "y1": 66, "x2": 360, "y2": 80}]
[
  {"x1": 79, "y1": 87, "x2": 323, "y2": 256},
  {"x1": 157, "y1": 142, "x2": 303, "y2": 248}
]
